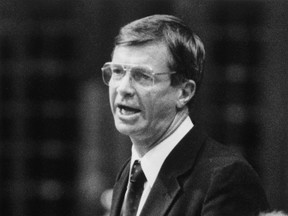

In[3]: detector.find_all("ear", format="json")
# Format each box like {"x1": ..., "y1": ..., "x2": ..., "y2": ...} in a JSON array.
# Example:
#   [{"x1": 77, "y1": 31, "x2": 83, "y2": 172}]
[{"x1": 176, "y1": 80, "x2": 196, "y2": 109}]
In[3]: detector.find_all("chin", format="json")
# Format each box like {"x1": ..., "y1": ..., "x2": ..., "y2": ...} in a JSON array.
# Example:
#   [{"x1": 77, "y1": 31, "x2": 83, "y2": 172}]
[
  {"x1": 115, "y1": 123, "x2": 138, "y2": 136},
  {"x1": 116, "y1": 127, "x2": 132, "y2": 136}
]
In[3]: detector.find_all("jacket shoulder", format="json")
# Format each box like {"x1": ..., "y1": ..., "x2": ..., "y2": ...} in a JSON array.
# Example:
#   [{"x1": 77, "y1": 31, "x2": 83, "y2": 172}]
[{"x1": 195, "y1": 137, "x2": 258, "y2": 180}]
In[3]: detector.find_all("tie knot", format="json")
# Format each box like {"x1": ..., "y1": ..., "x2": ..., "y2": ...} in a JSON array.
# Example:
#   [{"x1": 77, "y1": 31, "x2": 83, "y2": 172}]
[{"x1": 130, "y1": 160, "x2": 146, "y2": 184}]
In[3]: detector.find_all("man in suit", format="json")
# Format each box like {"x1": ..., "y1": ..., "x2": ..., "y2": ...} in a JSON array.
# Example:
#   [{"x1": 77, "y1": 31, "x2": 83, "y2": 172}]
[{"x1": 101, "y1": 14, "x2": 270, "y2": 216}]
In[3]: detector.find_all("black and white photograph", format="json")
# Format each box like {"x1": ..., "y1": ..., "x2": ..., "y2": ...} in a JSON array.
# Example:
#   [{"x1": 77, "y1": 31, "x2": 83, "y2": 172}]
[{"x1": 0, "y1": 0, "x2": 287, "y2": 216}]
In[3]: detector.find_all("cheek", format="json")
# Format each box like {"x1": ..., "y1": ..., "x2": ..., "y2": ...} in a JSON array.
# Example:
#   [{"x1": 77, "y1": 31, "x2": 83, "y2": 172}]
[
  {"x1": 147, "y1": 91, "x2": 177, "y2": 119},
  {"x1": 156, "y1": 100, "x2": 175, "y2": 118},
  {"x1": 109, "y1": 87, "x2": 116, "y2": 112}
]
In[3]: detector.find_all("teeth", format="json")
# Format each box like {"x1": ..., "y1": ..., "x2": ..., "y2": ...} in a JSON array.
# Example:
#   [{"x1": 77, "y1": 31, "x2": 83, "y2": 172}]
[
  {"x1": 120, "y1": 107, "x2": 137, "y2": 115},
  {"x1": 118, "y1": 105, "x2": 140, "y2": 116}
]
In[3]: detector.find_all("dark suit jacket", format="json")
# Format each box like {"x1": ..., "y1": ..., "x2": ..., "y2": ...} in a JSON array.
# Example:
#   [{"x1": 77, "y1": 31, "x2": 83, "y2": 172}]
[{"x1": 110, "y1": 125, "x2": 270, "y2": 216}]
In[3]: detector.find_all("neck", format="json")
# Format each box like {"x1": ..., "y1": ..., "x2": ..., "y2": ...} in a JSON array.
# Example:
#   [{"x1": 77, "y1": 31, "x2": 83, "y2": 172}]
[{"x1": 131, "y1": 107, "x2": 189, "y2": 157}]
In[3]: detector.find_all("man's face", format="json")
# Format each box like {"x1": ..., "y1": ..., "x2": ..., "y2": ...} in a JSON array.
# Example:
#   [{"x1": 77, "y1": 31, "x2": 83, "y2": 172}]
[{"x1": 109, "y1": 43, "x2": 180, "y2": 144}]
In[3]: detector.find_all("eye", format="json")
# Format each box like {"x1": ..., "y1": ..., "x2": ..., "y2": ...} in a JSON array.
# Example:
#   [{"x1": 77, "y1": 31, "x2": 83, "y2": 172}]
[
  {"x1": 111, "y1": 66, "x2": 124, "y2": 75},
  {"x1": 132, "y1": 67, "x2": 153, "y2": 81}
]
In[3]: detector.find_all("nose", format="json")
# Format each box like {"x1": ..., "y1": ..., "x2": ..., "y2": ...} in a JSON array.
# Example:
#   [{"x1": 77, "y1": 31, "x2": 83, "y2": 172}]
[{"x1": 116, "y1": 70, "x2": 135, "y2": 96}]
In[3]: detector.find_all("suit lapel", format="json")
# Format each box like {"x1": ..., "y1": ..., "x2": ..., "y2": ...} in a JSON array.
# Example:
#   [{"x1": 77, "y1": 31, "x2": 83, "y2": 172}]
[
  {"x1": 139, "y1": 125, "x2": 207, "y2": 216},
  {"x1": 139, "y1": 173, "x2": 181, "y2": 216},
  {"x1": 110, "y1": 160, "x2": 130, "y2": 216}
]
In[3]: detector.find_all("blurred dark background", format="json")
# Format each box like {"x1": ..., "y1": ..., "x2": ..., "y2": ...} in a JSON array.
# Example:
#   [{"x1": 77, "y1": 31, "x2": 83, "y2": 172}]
[{"x1": 0, "y1": 0, "x2": 287, "y2": 215}]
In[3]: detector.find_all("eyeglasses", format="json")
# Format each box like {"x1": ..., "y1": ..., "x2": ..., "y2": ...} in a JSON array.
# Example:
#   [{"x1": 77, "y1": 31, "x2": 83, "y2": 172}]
[{"x1": 101, "y1": 62, "x2": 176, "y2": 88}]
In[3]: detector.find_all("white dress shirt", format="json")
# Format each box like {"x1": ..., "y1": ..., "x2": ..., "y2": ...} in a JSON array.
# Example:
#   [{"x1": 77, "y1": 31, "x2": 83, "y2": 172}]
[{"x1": 129, "y1": 116, "x2": 193, "y2": 216}]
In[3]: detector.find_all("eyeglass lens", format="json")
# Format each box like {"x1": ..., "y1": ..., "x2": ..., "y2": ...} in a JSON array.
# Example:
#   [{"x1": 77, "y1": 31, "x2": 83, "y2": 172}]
[{"x1": 102, "y1": 64, "x2": 154, "y2": 87}]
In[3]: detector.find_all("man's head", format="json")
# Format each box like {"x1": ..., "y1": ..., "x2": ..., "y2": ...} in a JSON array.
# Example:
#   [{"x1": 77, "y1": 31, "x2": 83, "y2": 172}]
[
  {"x1": 114, "y1": 14, "x2": 205, "y2": 106},
  {"x1": 102, "y1": 14, "x2": 205, "y2": 148}
]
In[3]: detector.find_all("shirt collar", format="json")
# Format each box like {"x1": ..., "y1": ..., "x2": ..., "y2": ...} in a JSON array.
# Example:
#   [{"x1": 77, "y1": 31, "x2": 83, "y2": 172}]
[{"x1": 131, "y1": 116, "x2": 193, "y2": 188}]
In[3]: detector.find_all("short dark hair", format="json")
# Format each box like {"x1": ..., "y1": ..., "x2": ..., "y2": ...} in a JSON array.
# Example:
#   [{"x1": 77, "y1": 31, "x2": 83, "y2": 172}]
[{"x1": 113, "y1": 14, "x2": 205, "y2": 105}]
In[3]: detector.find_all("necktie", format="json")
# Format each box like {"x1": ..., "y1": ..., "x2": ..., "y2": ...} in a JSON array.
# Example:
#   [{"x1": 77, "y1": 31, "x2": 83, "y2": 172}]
[{"x1": 122, "y1": 160, "x2": 147, "y2": 216}]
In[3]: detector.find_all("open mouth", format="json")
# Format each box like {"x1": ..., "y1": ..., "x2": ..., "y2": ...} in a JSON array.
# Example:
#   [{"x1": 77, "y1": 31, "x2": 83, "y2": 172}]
[{"x1": 118, "y1": 104, "x2": 141, "y2": 115}]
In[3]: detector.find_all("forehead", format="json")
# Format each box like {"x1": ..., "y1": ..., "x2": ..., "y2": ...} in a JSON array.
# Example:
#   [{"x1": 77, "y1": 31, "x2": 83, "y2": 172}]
[{"x1": 112, "y1": 43, "x2": 171, "y2": 70}]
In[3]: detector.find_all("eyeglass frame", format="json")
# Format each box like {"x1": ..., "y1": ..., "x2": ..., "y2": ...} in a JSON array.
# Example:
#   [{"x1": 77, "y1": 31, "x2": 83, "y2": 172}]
[{"x1": 101, "y1": 62, "x2": 176, "y2": 88}]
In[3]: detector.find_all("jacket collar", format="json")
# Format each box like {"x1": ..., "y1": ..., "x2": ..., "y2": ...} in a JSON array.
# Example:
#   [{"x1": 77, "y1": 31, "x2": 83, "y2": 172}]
[
  {"x1": 110, "y1": 125, "x2": 207, "y2": 216},
  {"x1": 110, "y1": 159, "x2": 130, "y2": 216},
  {"x1": 139, "y1": 125, "x2": 207, "y2": 216}
]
